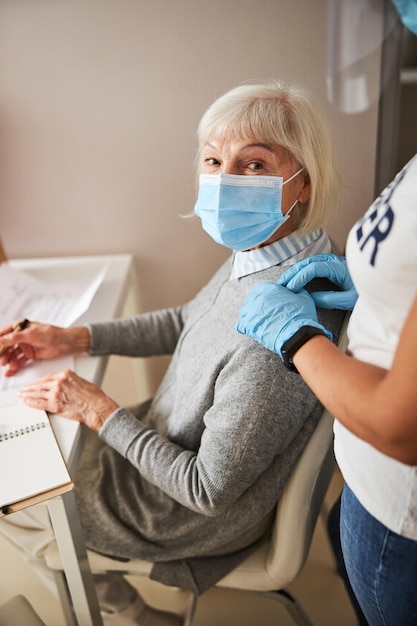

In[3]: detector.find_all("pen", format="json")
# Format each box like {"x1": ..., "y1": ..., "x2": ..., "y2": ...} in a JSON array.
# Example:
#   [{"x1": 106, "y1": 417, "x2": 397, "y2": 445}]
[{"x1": 0, "y1": 318, "x2": 30, "y2": 356}]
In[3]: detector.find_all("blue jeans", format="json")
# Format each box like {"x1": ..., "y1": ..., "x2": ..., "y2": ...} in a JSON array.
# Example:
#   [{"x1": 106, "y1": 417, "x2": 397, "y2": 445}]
[{"x1": 340, "y1": 483, "x2": 417, "y2": 626}]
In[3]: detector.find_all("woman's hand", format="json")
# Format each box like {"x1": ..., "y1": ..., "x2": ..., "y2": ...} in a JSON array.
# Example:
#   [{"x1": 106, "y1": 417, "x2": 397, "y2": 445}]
[
  {"x1": 279, "y1": 254, "x2": 358, "y2": 310},
  {"x1": 236, "y1": 282, "x2": 332, "y2": 358},
  {"x1": 0, "y1": 320, "x2": 90, "y2": 376},
  {"x1": 19, "y1": 370, "x2": 119, "y2": 432}
]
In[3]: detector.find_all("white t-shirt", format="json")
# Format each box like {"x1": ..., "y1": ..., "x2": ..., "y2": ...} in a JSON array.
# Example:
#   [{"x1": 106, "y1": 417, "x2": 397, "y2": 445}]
[{"x1": 334, "y1": 154, "x2": 417, "y2": 540}]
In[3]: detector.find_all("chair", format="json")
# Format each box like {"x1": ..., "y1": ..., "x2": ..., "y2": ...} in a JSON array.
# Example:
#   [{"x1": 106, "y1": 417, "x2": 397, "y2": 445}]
[
  {"x1": 0, "y1": 595, "x2": 46, "y2": 626},
  {"x1": 45, "y1": 313, "x2": 350, "y2": 626}
]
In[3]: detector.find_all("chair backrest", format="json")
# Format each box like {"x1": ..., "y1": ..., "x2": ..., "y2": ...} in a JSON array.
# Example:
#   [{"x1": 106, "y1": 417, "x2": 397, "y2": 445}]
[{"x1": 264, "y1": 311, "x2": 350, "y2": 587}]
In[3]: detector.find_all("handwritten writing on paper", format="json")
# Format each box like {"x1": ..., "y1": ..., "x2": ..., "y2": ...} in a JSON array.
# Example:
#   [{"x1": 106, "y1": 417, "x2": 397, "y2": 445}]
[
  {"x1": 0, "y1": 262, "x2": 108, "y2": 405},
  {"x1": 0, "y1": 264, "x2": 108, "y2": 327}
]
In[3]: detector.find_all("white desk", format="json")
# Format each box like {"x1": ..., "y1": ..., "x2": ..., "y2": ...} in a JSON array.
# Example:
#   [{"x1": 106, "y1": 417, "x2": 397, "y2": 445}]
[{"x1": 10, "y1": 254, "x2": 137, "y2": 626}]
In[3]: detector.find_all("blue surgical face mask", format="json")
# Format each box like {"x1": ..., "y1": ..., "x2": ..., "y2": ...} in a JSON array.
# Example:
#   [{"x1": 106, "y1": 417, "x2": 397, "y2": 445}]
[{"x1": 194, "y1": 169, "x2": 304, "y2": 251}]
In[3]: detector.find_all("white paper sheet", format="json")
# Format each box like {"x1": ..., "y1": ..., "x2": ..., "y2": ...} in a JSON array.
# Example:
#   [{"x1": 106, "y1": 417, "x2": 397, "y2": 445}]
[
  {"x1": 0, "y1": 262, "x2": 108, "y2": 327},
  {"x1": 0, "y1": 262, "x2": 108, "y2": 405},
  {"x1": 0, "y1": 356, "x2": 74, "y2": 405}
]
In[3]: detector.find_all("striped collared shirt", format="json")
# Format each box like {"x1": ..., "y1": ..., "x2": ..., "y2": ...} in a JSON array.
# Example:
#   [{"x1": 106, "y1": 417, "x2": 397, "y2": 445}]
[{"x1": 230, "y1": 228, "x2": 331, "y2": 279}]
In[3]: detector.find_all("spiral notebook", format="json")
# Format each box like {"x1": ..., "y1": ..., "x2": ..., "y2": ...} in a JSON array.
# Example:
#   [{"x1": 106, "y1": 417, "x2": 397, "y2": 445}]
[{"x1": 0, "y1": 404, "x2": 73, "y2": 516}]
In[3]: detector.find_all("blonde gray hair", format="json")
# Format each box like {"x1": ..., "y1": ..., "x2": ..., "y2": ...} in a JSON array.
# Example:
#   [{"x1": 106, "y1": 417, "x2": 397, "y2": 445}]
[{"x1": 196, "y1": 80, "x2": 341, "y2": 234}]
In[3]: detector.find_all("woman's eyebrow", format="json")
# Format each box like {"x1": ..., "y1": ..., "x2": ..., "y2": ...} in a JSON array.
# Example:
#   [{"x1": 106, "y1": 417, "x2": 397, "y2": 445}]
[
  {"x1": 204, "y1": 142, "x2": 275, "y2": 152},
  {"x1": 243, "y1": 143, "x2": 275, "y2": 152}
]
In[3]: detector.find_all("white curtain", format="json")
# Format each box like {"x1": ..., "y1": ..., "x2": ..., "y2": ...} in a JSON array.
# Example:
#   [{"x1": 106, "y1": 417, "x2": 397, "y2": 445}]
[{"x1": 326, "y1": 0, "x2": 399, "y2": 113}]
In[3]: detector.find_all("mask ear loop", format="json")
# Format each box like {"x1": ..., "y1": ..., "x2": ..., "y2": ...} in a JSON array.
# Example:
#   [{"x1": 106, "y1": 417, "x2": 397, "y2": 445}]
[
  {"x1": 282, "y1": 167, "x2": 304, "y2": 220},
  {"x1": 286, "y1": 198, "x2": 299, "y2": 217},
  {"x1": 282, "y1": 167, "x2": 304, "y2": 186}
]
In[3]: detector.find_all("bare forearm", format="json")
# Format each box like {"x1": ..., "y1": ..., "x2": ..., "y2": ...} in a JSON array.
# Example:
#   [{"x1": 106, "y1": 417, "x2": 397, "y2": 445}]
[
  {"x1": 59, "y1": 326, "x2": 91, "y2": 355},
  {"x1": 293, "y1": 336, "x2": 417, "y2": 465}
]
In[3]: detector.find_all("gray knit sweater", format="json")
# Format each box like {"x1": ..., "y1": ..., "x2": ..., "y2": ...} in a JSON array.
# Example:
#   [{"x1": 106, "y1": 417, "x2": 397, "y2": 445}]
[{"x1": 75, "y1": 255, "x2": 343, "y2": 594}]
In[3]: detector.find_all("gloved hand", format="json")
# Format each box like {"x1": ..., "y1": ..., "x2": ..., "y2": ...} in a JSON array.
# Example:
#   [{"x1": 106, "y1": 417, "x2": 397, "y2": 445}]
[
  {"x1": 236, "y1": 282, "x2": 332, "y2": 359},
  {"x1": 278, "y1": 254, "x2": 358, "y2": 310}
]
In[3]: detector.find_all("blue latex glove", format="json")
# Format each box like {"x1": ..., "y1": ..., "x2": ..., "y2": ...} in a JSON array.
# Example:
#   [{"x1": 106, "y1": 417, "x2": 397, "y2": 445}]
[
  {"x1": 236, "y1": 282, "x2": 332, "y2": 359},
  {"x1": 278, "y1": 254, "x2": 358, "y2": 310}
]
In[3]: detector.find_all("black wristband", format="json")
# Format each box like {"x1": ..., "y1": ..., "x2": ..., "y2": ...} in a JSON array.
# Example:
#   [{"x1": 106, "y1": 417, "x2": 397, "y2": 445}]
[{"x1": 281, "y1": 325, "x2": 327, "y2": 372}]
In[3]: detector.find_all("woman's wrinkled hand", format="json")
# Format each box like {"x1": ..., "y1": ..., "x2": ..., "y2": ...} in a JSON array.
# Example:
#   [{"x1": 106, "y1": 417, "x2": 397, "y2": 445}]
[
  {"x1": 0, "y1": 320, "x2": 90, "y2": 377},
  {"x1": 19, "y1": 370, "x2": 119, "y2": 432}
]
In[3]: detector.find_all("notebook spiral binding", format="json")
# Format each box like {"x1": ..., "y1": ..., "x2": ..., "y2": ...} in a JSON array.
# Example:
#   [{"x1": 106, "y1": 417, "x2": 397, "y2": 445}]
[{"x1": 0, "y1": 422, "x2": 48, "y2": 442}]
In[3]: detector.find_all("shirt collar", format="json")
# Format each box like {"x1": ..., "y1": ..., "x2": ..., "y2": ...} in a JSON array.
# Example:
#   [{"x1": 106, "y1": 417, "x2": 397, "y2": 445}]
[{"x1": 230, "y1": 228, "x2": 331, "y2": 279}]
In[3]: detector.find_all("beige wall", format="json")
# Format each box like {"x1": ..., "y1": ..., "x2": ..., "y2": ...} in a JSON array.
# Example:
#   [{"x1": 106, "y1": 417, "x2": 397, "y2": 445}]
[{"x1": 0, "y1": 0, "x2": 380, "y2": 390}]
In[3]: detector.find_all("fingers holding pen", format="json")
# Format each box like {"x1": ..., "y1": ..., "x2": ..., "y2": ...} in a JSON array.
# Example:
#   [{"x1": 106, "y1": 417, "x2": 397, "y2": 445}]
[
  {"x1": 0, "y1": 319, "x2": 35, "y2": 375},
  {"x1": 0, "y1": 320, "x2": 78, "y2": 376},
  {"x1": 0, "y1": 317, "x2": 30, "y2": 342}
]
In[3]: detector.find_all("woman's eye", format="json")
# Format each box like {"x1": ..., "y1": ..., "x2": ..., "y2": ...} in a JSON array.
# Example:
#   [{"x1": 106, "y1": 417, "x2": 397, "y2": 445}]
[
  {"x1": 205, "y1": 157, "x2": 220, "y2": 166},
  {"x1": 248, "y1": 162, "x2": 263, "y2": 171}
]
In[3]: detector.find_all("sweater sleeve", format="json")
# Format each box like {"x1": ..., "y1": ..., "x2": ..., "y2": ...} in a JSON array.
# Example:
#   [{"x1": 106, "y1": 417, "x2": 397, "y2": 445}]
[
  {"x1": 99, "y1": 341, "x2": 319, "y2": 517},
  {"x1": 88, "y1": 305, "x2": 186, "y2": 357}
]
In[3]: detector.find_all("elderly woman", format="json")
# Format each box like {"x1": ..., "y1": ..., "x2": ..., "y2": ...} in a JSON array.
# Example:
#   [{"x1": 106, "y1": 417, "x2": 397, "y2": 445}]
[{"x1": 0, "y1": 80, "x2": 344, "y2": 626}]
